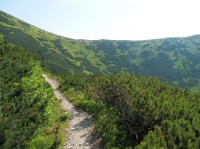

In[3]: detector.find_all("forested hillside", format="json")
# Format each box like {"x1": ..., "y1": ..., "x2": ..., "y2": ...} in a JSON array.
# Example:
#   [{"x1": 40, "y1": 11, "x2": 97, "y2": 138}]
[
  {"x1": 0, "y1": 39, "x2": 67, "y2": 148},
  {"x1": 0, "y1": 10, "x2": 200, "y2": 91}
]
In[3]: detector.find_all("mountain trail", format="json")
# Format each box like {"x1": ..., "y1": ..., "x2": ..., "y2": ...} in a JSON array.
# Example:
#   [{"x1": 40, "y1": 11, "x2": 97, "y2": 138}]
[{"x1": 42, "y1": 74, "x2": 102, "y2": 149}]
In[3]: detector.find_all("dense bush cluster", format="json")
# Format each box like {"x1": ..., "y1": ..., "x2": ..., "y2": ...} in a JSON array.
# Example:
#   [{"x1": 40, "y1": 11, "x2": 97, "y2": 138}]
[
  {"x1": 0, "y1": 39, "x2": 66, "y2": 148},
  {"x1": 84, "y1": 72, "x2": 200, "y2": 148}
]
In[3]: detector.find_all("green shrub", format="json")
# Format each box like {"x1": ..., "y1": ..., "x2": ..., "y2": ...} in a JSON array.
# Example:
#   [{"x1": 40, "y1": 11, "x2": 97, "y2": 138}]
[
  {"x1": 0, "y1": 39, "x2": 67, "y2": 148},
  {"x1": 83, "y1": 72, "x2": 200, "y2": 148}
]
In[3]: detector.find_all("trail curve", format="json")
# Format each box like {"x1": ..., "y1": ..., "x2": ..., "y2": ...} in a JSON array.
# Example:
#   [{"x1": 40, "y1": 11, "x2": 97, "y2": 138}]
[{"x1": 42, "y1": 74, "x2": 102, "y2": 149}]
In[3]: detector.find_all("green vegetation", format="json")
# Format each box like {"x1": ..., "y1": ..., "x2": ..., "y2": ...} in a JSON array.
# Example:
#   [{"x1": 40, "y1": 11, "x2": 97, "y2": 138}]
[
  {"x1": 60, "y1": 77, "x2": 130, "y2": 148},
  {"x1": 0, "y1": 39, "x2": 68, "y2": 148},
  {"x1": 0, "y1": 10, "x2": 200, "y2": 92},
  {"x1": 60, "y1": 72, "x2": 200, "y2": 148},
  {"x1": 0, "y1": 10, "x2": 200, "y2": 149}
]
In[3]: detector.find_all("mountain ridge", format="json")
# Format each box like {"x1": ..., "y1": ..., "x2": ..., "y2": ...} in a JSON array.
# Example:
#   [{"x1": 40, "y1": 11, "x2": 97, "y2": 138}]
[
  {"x1": 2, "y1": 10, "x2": 199, "y2": 41},
  {"x1": 0, "y1": 10, "x2": 200, "y2": 92}
]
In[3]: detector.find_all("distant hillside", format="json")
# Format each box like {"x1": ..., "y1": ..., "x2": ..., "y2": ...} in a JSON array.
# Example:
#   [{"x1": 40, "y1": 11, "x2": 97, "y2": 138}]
[{"x1": 0, "y1": 10, "x2": 200, "y2": 91}]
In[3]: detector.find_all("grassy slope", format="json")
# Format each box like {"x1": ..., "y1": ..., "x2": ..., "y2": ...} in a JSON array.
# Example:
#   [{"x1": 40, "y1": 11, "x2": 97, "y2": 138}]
[{"x1": 0, "y1": 10, "x2": 200, "y2": 91}]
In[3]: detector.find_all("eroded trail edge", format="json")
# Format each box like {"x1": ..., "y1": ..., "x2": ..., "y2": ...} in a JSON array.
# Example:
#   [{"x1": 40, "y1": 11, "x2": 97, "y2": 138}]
[{"x1": 42, "y1": 74, "x2": 102, "y2": 149}]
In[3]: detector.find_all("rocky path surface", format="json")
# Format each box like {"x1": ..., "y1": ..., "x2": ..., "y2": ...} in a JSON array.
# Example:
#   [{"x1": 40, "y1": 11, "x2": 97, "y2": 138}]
[{"x1": 42, "y1": 74, "x2": 102, "y2": 149}]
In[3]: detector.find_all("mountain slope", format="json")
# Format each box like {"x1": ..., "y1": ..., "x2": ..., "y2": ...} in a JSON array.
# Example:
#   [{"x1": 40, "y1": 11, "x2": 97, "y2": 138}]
[
  {"x1": 0, "y1": 39, "x2": 67, "y2": 148},
  {"x1": 0, "y1": 10, "x2": 200, "y2": 91}
]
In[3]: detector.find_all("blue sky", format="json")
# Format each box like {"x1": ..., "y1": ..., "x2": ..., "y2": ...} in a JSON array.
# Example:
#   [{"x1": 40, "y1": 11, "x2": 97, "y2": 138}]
[{"x1": 0, "y1": 0, "x2": 200, "y2": 40}]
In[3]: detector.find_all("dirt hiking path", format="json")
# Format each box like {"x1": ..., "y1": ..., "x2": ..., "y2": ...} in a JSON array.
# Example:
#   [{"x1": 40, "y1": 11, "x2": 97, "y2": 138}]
[{"x1": 42, "y1": 74, "x2": 102, "y2": 149}]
